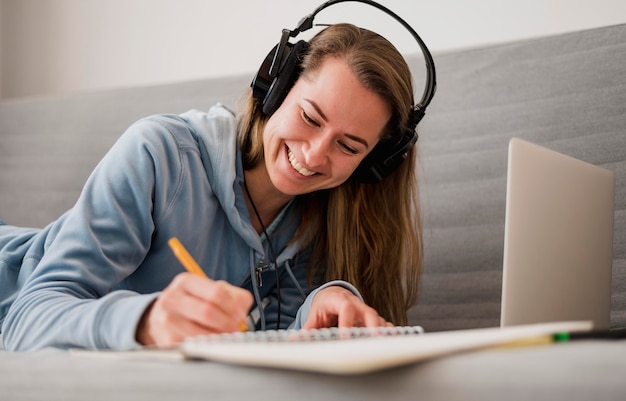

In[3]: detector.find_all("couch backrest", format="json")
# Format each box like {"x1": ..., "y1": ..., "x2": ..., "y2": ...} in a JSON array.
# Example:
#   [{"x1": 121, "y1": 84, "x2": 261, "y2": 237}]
[
  {"x1": 0, "y1": 76, "x2": 247, "y2": 227},
  {"x1": 409, "y1": 23, "x2": 626, "y2": 331},
  {"x1": 1, "y1": 24, "x2": 625, "y2": 332}
]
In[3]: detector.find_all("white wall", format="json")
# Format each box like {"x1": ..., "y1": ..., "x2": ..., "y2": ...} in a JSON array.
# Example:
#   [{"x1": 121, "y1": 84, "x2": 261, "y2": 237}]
[{"x1": 2, "y1": 0, "x2": 625, "y2": 99}]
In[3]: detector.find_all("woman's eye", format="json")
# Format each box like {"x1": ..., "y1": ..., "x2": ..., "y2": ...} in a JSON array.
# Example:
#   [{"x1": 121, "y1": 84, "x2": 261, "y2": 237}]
[
  {"x1": 339, "y1": 142, "x2": 359, "y2": 155},
  {"x1": 302, "y1": 110, "x2": 320, "y2": 127}
]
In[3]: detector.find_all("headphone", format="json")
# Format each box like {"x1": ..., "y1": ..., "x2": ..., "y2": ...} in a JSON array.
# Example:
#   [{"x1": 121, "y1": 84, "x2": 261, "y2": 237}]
[{"x1": 251, "y1": 0, "x2": 437, "y2": 183}]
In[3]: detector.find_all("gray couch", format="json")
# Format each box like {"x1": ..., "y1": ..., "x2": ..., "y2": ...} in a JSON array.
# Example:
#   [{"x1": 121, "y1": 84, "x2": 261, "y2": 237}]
[{"x1": 1, "y1": 23, "x2": 625, "y2": 400}]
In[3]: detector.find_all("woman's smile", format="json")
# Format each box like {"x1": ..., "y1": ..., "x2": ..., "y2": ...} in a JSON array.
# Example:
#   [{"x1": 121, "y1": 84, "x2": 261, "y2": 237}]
[{"x1": 287, "y1": 146, "x2": 317, "y2": 177}]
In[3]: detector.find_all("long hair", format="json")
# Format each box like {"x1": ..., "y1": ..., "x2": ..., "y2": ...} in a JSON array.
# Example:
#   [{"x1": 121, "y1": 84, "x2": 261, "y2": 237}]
[{"x1": 237, "y1": 24, "x2": 422, "y2": 325}]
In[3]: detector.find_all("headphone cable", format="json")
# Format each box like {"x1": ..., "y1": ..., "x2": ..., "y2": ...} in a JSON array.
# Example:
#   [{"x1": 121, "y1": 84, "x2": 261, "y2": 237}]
[{"x1": 243, "y1": 180, "x2": 282, "y2": 330}]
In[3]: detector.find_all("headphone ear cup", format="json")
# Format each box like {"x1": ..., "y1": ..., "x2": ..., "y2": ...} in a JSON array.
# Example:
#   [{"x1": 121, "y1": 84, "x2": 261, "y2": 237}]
[
  {"x1": 251, "y1": 46, "x2": 277, "y2": 102},
  {"x1": 352, "y1": 107, "x2": 423, "y2": 183},
  {"x1": 353, "y1": 128, "x2": 418, "y2": 183},
  {"x1": 251, "y1": 40, "x2": 310, "y2": 116}
]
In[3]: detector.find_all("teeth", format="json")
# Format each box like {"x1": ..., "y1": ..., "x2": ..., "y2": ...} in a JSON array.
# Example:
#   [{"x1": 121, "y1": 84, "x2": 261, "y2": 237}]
[{"x1": 287, "y1": 148, "x2": 316, "y2": 177}]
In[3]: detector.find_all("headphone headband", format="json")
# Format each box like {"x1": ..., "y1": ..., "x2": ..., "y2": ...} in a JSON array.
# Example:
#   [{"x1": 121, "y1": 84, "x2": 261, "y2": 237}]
[
  {"x1": 251, "y1": 0, "x2": 437, "y2": 183},
  {"x1": 288, "y1": 0, "x2": 437, "y2": 112}
]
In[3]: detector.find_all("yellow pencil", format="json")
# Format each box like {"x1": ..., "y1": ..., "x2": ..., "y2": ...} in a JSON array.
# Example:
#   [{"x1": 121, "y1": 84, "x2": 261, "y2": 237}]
[
  {"x1": 167, "y1": 237, "x2": 247, "y2": 332},
  {"x1": 168, "y1": 237, "x2": 207, "y2": 278}
]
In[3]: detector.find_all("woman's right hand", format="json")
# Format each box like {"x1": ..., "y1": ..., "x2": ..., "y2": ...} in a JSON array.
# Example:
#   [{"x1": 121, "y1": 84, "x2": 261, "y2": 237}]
[{"x1": 136, "y1": 272, "x2": 254, "y2": 347}]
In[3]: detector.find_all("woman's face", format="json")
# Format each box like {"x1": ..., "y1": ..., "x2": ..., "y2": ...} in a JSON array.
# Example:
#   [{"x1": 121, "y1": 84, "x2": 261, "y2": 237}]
[{"x1": 262, "y1": 56, "x2": 391, "y2": 196}]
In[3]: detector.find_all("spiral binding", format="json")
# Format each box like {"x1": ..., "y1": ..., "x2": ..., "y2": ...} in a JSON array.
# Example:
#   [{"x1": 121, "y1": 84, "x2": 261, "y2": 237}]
[{"x1": 186, "y1": 326, "x2": 424, "y2": 344}]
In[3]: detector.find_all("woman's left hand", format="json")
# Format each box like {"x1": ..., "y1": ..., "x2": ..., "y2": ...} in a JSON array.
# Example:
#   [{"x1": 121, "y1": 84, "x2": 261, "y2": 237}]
[{"x1": 302, "y1": 285, "x2": 392, "y2": 329}]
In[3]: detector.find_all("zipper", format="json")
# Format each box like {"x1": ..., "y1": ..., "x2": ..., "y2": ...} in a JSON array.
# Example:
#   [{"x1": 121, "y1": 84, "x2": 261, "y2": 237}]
[{"x1": 255, "y1": 260, "x2": 269, "y2": 287}]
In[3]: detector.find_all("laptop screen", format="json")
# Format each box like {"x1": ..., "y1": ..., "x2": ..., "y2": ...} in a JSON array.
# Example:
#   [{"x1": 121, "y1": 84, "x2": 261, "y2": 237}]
[{"x1": 500, "y1": 138, "x2": 614, "y2": 330}]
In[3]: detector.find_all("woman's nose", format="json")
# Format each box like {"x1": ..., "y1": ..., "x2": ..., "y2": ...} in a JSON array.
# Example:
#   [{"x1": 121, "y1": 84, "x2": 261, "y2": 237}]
[{"x1": 302, "y1": 133, "x2": 332, "y2": 168}]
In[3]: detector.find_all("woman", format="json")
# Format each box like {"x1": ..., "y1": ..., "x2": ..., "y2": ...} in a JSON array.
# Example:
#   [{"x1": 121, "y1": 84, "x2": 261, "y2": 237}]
[{"x1": 0, "y1": 23, "x2": 423, "y2": 351}]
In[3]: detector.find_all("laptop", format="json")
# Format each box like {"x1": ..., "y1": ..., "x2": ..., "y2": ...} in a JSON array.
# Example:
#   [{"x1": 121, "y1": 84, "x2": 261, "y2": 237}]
[{"x1": 500, "y1": 137, "x2": 615, "y2": 330}]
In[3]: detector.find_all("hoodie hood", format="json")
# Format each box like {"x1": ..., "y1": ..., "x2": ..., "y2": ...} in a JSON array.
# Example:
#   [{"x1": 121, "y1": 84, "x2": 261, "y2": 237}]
[{"x1": 181, "y1": 105, "x2": 265, "y2": 254}]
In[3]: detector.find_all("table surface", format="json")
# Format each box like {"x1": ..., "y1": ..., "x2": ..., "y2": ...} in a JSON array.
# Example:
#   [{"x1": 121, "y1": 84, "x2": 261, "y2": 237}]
[{"x1": 1, "y1": 340, "x2": 626, "y2": 401}]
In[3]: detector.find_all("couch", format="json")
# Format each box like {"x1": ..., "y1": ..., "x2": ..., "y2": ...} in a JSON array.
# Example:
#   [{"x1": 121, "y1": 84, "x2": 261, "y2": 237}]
[{"x1": 1, "y1": 23, "x2": 625, "y2": 400}]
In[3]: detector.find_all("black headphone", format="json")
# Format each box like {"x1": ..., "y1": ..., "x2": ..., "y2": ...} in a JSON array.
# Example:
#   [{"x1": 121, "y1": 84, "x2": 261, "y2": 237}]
[{"x1": 251, "y1": 0, "x2": 437, "y2": 183}]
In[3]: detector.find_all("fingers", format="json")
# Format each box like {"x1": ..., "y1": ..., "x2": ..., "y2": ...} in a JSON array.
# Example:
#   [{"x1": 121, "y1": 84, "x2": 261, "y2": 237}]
[
  {"x1": 336, "y1": 299, "x2": 389, "y2": 328},
  {"x1": 137, "y1": 273, "x2": 253, "y2": 347},
  {"x1": 173, "y1": 274, "x2": 251, "y2": 328},
  {"x1": 303, "y1": 285, "x2": 392, "y2": 330}
]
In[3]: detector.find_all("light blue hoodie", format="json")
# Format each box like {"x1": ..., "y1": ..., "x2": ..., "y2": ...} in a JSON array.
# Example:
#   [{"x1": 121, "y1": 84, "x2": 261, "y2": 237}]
[{"x1": 0, "y1": 105, "x2": 360, "y2": 351}]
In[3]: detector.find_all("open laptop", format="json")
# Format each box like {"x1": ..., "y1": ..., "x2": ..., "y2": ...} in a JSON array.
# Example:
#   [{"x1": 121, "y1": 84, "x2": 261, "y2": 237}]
[{"x1": 500, "y1": 137, "x2": 615, "y2": 330}]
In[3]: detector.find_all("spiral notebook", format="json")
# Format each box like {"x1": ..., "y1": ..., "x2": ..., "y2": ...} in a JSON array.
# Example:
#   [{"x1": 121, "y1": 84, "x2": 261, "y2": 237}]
[
  {"x1": 71, "y1": 321, "x2": 592, "y2": 373},
  {"x1": 178, "y1": 321, "x2": 592, "y2": 374}
]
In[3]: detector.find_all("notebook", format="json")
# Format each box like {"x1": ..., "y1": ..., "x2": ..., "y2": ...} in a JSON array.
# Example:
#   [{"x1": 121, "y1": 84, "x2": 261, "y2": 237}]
[
  {"x1": 71, "y1": 321, "x2": 593, "y2": 373},
  {"x1": 179, "y1": 321, "x2": 592, "y2": 374},
  {"x1": 500, "y1": 138, "x2": 615, "y2": 330}
]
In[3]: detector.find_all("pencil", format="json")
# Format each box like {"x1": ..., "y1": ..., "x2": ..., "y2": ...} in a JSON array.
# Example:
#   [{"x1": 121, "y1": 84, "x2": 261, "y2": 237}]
[
  {"x1": 167, "y1": 237, "x2": 248, "y2": 332},
  {"x1": 168, "y1": 237, "x2": 207, "y2": 278}
]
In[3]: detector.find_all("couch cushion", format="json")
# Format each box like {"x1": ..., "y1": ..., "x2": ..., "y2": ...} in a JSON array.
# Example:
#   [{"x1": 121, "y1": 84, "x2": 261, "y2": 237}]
[
  {"x1": 409, "y1": 23, "x2": 626, "y2": 331},
  {"x1": 0, "y1": 76, "x2": 247, "y2": 228}
]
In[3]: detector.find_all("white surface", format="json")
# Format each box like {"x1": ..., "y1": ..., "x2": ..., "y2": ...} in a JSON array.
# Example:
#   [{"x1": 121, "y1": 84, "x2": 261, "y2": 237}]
[{"x1": 2, "y1": 0, "x2": 626, "y2": 99}]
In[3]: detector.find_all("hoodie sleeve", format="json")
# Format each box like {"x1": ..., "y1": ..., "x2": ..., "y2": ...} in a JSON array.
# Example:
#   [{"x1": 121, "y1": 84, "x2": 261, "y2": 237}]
[{"x1": 2, "y1": 116, "x2": 185, "y2": 351}]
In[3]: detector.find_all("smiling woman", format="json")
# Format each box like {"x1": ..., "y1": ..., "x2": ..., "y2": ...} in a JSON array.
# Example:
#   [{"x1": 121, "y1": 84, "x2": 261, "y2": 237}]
[
  {"x1": 260, "y1": 56, "x2": 391, "y2": 195},
  {"x1": 0, "y1": 1, "x2": 435, "y2": 352},
  {"x1": 237, "y1": 22, "x2": 425, "y2": 326}
]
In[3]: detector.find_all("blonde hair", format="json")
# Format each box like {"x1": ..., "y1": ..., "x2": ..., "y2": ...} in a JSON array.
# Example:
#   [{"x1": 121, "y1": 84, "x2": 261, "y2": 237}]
[{"x1": 237, "y1": 24, "x2": 422, "y2": 325}]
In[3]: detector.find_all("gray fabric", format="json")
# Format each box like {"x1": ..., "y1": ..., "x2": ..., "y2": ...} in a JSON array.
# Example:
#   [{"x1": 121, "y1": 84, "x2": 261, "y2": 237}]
[
  {"x1": 1, "y1": 341, "x2": 626, "y2": 400},
  {"x1": 0, "y1": 76, "x2": 246, "y2": 228},
  {"x1": 408, "y1": 23, "x2": 626, "y2": 332},
  {"x1": 1, "y1": 24, "x2": 625, "y2": 337}
]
